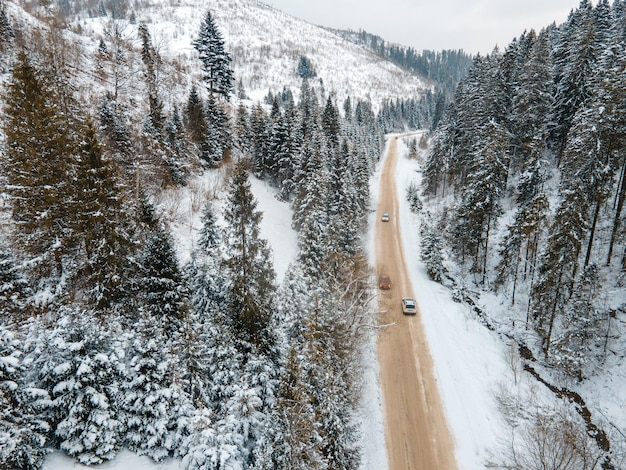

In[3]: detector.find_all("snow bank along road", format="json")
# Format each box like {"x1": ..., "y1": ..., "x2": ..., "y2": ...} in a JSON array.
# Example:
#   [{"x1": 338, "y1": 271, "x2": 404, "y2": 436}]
[{"x1": 376, "y1": 136, "x2": 457, "y2": 470}]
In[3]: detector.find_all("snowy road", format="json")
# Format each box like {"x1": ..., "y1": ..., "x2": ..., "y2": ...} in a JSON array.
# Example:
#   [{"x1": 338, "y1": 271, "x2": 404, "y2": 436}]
[{"x1": 375, "y1": 136, "x2": 457, "y2": 470}]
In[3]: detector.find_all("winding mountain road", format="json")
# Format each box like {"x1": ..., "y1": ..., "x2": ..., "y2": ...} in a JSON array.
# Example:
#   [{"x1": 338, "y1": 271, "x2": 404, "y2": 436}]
[{"x1": 376, "y1": 136, "x2": 458, "y2": 470}]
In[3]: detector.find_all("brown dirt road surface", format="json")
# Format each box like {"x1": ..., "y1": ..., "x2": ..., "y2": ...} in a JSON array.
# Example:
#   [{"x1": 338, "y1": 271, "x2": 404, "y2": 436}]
[{"x1": 376, "y1": 136, "x2": 458, "y2": 470}]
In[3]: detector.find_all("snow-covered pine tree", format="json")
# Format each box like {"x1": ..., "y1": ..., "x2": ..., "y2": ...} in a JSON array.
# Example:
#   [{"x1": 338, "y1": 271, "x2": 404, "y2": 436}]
[
  {"x1": 293, "y1": 136, "x2": 329, "y2": 278},
  {"x1": 449, "y1": 118, "x2": 509, "y2": 283},
  {"x1": 204, "y1": 95, "x2": 231, "y2": 166},
  {"x1": 0, "y1": 325, "x2": 49, "y2": 470},
  {"x1": 420, "y1": 220, "x2": 445, "y2": 282},
  {"x1": 97, "y1": 94, "x2": 134, "y2": 162},
  {"x1": 531, "y1": 188, "x2": 588, "y2": 358},
  {"x1": 233, "y1": 103, "x2": 251, "y2": 155},
  {"x1": 121, "y1": 322, "x2": 193, "y2": 461},
  {"x1": 270, "y1": 104, "x2": 300, "y2": 200},
  {"x1": 73, "y1": 122, "x2": 136, "y2": 311},
  {"x1": 138, "y1": 23, "x2": 164, "y2": 134},
  {"x1": 301, "y1": 282, "x2": 363, "y2": 469},
  {"x1": 508, "y1": 29, "x2": 553, "y2": 174},
  {"x1": 31, "y1": 309, "x2": 123, "y2": 465},
  {"x1": 223, "y1": 163, "x2": 277, "y2": 350},
  {"x1": 297, "y1": 55, "x2": 316, "y2": 79},
  {"x1": 551, "y1": 263, "x2": 605, "y2": 380},
  {"x1": 325, "y1": 140, "x2": 362, "y2": 269},
  {"x1": 0, "y1": 240, "x2": 31, "y2": 321},
  {"x1": 0, "y1": 0, "x2": 14, "y2": 53},
  {"x1": 2, "y1": 51, "x2": 78, "y2": 283},
  {"x1": 140, "y1": 223, "x2": 189, "y2": 337},
  {"x1": 193, "y1": 9, "x2": 234, "y2": 100},
  {"x1": 550, "y1": 1, "x2": 597, "y2": 156},
  {"x1": 321, "y1": 96, "x2": 340, "y2": 148},
  {"x1": 256, "y1": 346, "x2": 324, "y2": 470},
  {"x1": 249, "y1": 103, "x2": 270, "y2": 177},
  {"x1": 185, "y1": 85, "x2": 212, "y2": 164},
  {"x1": 164, "y1": 107, "x2": 191, "y2": 186}
]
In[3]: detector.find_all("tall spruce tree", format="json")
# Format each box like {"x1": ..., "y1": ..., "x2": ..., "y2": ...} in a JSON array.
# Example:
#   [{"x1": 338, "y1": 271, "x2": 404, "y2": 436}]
[
  {"x1": 73, "y1": 123, "x2": 135, "y2": 311},
  {"x1": 193, "y1": 10, "x2": 234, "y2": 100},
  {"x1": 2, "y1": 51, "x2": 77, "y2": 282},
  {"x1": 138, "y1": 23, "x2": 164, "y2": 133},
  {"x1": 223, "y1": 163, "x2": 276, "y2": 350}
]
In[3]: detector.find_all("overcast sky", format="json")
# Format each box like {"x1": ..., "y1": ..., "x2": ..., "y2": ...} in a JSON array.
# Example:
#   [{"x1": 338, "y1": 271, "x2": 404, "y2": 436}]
[{"x1": 265, "y1": 0, "x2": 586, "y2": 54}]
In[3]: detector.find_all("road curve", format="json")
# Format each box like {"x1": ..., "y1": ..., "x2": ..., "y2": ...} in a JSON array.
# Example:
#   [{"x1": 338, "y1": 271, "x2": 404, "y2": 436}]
[{"x1": 376, "y1": 136, "x2": 458, "y2": 470}]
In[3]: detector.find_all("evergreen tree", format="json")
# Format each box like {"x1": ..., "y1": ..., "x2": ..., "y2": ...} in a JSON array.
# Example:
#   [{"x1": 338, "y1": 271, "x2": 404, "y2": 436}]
[
  {"x1": 268, "y1": 106, "x2": 299, "y2": 199},
  {"x1": 0, "y1": 326, "x2": 49, "y2": 470},
  {"x1": 450, "y1": 118, "x2": 509, "y2": 283},
  {"x1": 31, "y1": 309, "x2": 123, "y2": 465},
  {"x1": 552, "y1": 264, "x2": 604, "y2": 380},
  {"x1": 121, "y1": 323, "x2": 192, "y2": 461},
  {"x1": 223, "y1": 163, "x2": 276, "y2": 350},
  {"x1": 165, "y1": 107, "x2": 190, "y2": 186},
  {"x1": 509, "y1": 29, "x2": 553, "y2": 173},
  {"x1": 2, "y1": 51, "x2": 77, "y2": 282},
  {"x1": 0, "y1": 0, "x2": 14, "y2": 53},
  {"x1": 138, "y1": 23, "x2": 164, "y2": 133},
  {"x1": 259, "y1": 347, "x2": 323, "y2": 469},
  {"x1": 204, "y1": 95, "x2": 231, "y2": 166},
  {"x1": 532, "y1": 188, "x2": 588, "y2": 358},
  {"x1": 98, "y1": 94, "x2": 134, "y2": 162},
  {"x1": 73, "y1": 123, "x2": 135, "y2": 311},
  {"x1": 193, "y1": 10, "x2": 234, "y2": 100},
  {"x1": 321, "y1": 96, "x2": 341, "y2": 147},
  {"x1": 325, "y1": 140, "x2": 361, "y2": 267},
  {"x1": 550, "y1": 1, "x2": 597, "y2": 155},
  {"x1": 140, "y1": 224, "x2": 189, "y2": 337},
  {"x1": 233, "y1": 103, "x2": 251, "y2": 154},
  {"x1": 297, "y1": 55, "x2": 316, "y2": 79},
  {"x1": 249, "y1": 103, "x2": 270, "y2": 177},
  {"x1": 420, "y1": 220, "x2": 445, "y2": 282},
  {"x1": 0, "y1": 240, "x2": 31, "y2": 321},
  {"x1": 185, "y1": 85, "x2": 212, "y2": 163},
  {"x1": 292, "y1": 135, "x2": 329, "y2": 278}
]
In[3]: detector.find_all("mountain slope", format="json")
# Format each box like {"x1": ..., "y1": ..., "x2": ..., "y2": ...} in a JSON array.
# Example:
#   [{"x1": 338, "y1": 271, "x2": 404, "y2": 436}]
[{"x1": 71, "y1": 0, "x2": 430, "y2": 106}]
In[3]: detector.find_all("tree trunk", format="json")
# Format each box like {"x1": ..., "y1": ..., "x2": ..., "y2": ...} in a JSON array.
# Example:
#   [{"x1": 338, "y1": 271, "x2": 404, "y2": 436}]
[
  {"x1": 482, "y1": 215, "x2": 491, "y2": 285},
  {"x1": 584, "y1": 201, "x2": 600, "y2": 267},
  {"x1": 511, "y1": 250, "x2": 520, "y2": 306},
  {"x1": 544, "y1": 269, "x2": 564, "y2": 359},
  {"x1": 607, "y1": 162, "x2": 626, "y2": 265}
]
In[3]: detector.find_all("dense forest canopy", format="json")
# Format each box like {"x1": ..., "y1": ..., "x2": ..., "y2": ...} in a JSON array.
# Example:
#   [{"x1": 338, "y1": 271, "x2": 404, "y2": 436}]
[
  {"x1": 0, "y1": 0, "x2": 387, "y2": 467},
  {"x1": 425, "y1": 0, "x2": 626, "y2": 384}
]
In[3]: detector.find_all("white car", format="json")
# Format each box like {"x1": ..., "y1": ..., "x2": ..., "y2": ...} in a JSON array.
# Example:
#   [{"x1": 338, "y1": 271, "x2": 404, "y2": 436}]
[
  {"x1": 401, "y1": 297, "x2": 417, "y2": 315},
  {"x1": 381, "y1": 213, "x2": 390, "y2": 222}
]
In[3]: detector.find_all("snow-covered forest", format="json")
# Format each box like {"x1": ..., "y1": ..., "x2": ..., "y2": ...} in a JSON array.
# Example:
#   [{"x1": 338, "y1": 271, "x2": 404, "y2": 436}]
[
  {"x1": 1, "y1": 0, "x2": 625, "y2": 467},
  {"x1": 0, "y1": 0, "x2": 404, "y2": 467},
  {"x1": 423, "y1": 0, "x2": 626, "y2": 467}
]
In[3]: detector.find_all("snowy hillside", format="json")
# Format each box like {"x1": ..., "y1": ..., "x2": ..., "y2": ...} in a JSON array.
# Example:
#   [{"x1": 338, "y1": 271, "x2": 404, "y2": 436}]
[{"x1": 69, "y1": 0, "x2": 430, "y2": 106}]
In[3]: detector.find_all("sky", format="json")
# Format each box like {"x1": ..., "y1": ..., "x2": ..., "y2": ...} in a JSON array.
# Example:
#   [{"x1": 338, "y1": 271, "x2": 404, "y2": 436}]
[{"x1": 266, "y1": 0, "x2": 586, "y2": 54}]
